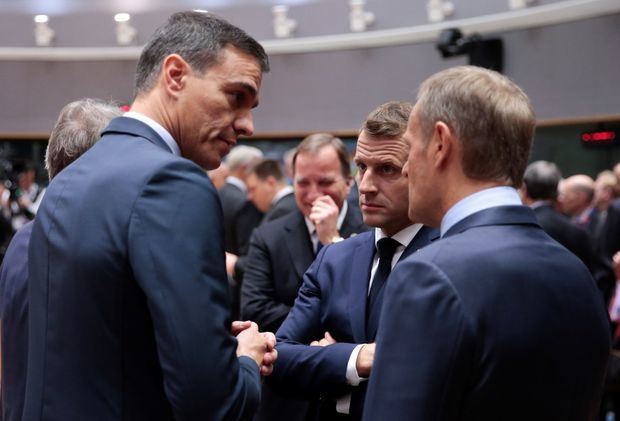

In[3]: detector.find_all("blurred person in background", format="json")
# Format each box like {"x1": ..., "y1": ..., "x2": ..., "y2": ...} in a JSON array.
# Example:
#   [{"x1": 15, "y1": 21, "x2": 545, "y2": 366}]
[{"x1": 0, "y1": 98, "x2": 122, "y2": 421}]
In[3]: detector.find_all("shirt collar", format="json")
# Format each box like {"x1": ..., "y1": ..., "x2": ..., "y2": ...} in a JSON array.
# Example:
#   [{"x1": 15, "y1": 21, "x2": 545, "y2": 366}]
[
  {"x1": 374, "y1": 223, "x2": 423, "y2": 248},
  {"x1": 441, "y1": 186, "x2": 522, "y2": 237},
  {"x1": 226, "y1": 176, "x2": 247, "y2": 193},
  {"x1": 305, "y1": 200, "x2": 349, "y2": 236},
  {"x1": 123, "y1": 111, "x2": 180, "y2": 156},
  {"x1": 272, "y1": 185, "x2": 294, "y2": 205}
]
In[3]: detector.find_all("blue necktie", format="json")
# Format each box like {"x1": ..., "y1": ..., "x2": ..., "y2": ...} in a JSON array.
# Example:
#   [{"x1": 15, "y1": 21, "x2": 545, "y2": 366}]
[{"x1": 366, "y1": 237, "x2": 400, "y2": 339}]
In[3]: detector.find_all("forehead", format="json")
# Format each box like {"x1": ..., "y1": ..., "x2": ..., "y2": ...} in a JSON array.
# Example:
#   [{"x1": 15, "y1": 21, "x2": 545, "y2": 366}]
[
  {"x1": 206, "y1": 46, "x2": 263, "y2": 89},
  {"x1": 355, "y1": 132, "x2": 409, "y2": 163},
  {"x1": 295, "y1": 146, "x2": 343, "y2": 177}
]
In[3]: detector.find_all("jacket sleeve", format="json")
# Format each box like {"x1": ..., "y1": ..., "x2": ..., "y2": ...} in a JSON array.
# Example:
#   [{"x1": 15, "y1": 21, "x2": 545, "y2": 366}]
[
  {"x1": 267, "y1": 248, "x2": 357, "y2": 397},
  {"x1": 362, "y1": 259, "x2": 473, "y2": 421},
  {"x1": 240, "y1": 228, "x2": 292, "y2": 332},
  {"x1": 127, "y1": 161, "x2": 260, "y2": 421}
]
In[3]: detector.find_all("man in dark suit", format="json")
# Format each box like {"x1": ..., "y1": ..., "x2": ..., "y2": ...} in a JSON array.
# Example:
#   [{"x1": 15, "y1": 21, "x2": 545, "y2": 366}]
[
  {"x1": 241, "y1": 133, "x2": 369, "y2": 421},
  {"x1": 24, "y1": 12, "x2": 276, "y2": 421},
  {"x1": 219, "y1": 145, "x2": 264, "y2": 256},
  {"x1": 268, "y1": 101, "x2": 438, "y2": 420},
  {"x1": 0, "y1": 99, "x2": 122, "y2": 421},
  {"x1": 521, "y1": 160, "x2": 594, "y2": 268},
  {"x1": 246, "y1": 158, "x2": 296, "y2": 224},
  {"x1": 363, "y1": 66, "x2": 610, "y2": 421}
]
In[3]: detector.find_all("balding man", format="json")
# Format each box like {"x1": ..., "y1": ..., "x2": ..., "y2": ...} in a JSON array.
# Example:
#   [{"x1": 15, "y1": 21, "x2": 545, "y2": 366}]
[
  {"x1": 0, "y1": 98, "x2": 122, "y2": 421},
  {"x1": 560, "y1": 174, "x2": 597, "y2": 233},
  {"x1": 364, "y1": 66, "x2": 610, "y2": 421}
]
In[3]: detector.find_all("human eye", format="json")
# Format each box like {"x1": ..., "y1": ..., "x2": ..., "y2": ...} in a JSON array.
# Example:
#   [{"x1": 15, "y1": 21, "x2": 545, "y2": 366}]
[
  {"x1": 356, "y1": 162, "x2": 367, "y2": 173},
  {"x1": 380, "y1": 164, "x2": 398, "y2": 175},
  {"x1": 318, "y1": 178, "x2": 336, "y2": 187}
]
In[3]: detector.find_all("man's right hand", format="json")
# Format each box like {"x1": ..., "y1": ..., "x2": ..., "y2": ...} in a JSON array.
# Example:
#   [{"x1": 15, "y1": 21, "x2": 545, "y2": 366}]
[
  {"x1": 235, "y1": 322, "x2": 267, "y2": 368},
  {"x1": 356, "y1": 343, "x2": 375, "y2": 377}
]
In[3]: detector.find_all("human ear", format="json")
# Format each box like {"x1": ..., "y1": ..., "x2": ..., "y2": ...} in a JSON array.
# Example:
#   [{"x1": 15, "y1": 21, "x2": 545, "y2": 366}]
[{"x1": 162, "y1": 54, "x2": 190, "y2": 98}]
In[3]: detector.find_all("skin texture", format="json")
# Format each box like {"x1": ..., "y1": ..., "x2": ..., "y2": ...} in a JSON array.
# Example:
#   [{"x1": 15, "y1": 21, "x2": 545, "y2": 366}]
[
  {"x1": 294, "y1": 146, "x2": 351, "y2": 244},
  {"x1": 131, "y1": 46, "x2": 272, "y2": 373},
  {"x1": 354, "y1": 131, "x2": 411, "y2": 237},
  {"x1": 246, "y1": 173, "x2": 278, "y2": 213},
  {"x1": 132, "y1": 45, "x2": 262, "y2": 171}
]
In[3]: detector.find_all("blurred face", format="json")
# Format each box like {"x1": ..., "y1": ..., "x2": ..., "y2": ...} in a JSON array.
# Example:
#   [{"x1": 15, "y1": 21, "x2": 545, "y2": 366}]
[
  {"x1": 402, "y1": 104, "x2": 441, "y2": 227},
  {"x1": 293, "y1": 146, "x2": 351, "y2": 217},
  {"x1": 177, "y1": 46, "x2": 262, "y2": 170},
  {"x1": 246, "y1": 173, "x2": 277, "y2": 213},
  {"x1": 559, "y1": 184, "x2": 586, "y2": 216},
  {"x1": 354, "y1": 131, "x2": 411, "y2": 236}
]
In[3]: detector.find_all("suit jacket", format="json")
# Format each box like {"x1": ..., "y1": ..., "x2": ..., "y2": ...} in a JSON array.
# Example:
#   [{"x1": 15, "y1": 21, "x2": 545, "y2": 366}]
[
  {"x1": 269, "y1": 227, "x2": 438, "y2": 420},
  {"x1": 241, "y1": 207, "x2": 368, "y2": 333},
  {"x1": 0, "y1": 221, "x2": 33, "y2": 421},
  {"x1": 24, "y1": 117, "x2": 260, "y2": 421},
  {"x1": 262, "y1": 192, "x2": 297, "y2": 224},
  {"x1": 533, "y1": 204, "x2": 594, "y2": 269},
  {"x1": 363, "y1": 206, "x2": 611, "y2": 421},
  {"x1": 603, "y1": 198, "x2": 620, "y2": 259},
  {"x1": 219, "y1": 181, "x2": 263, "y2": 256}
]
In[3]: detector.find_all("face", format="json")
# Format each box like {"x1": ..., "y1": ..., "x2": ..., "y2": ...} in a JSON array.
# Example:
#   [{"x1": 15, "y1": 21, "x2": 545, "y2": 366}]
[
  {"x1": 176, "y1": 46, "x2": 263, "y2": 170},
  {"x1": 293, "y1": 146, "x2": 351, "y2": 217},
  {"x1": 402, "y1": 104, "x2": 441, "y2": 226},
  {"x1": 246, "y1": 173, "x2": 277, "y2": 213},
  {"x1": 354, "y1": 131, "x2": 411, "y2": 236}
]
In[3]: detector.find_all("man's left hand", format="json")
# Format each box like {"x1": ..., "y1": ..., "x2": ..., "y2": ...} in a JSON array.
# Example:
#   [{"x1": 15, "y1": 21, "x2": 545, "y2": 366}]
[{"x1": 310, "y1": 331, "x2": 337, "y2": 347}]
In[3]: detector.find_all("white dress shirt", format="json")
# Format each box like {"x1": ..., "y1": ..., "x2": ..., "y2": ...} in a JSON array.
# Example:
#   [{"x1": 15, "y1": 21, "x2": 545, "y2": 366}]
[
  {"x1": 123, "y1": 111, "x2": 180, "y2": 156},
  {"x1": 338, "y1": 223, "x2": 423, "y2": 414}
]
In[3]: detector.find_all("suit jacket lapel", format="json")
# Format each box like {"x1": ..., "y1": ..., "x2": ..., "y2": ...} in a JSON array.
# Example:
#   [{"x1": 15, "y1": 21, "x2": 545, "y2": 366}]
[
  {"x1": 102, "y1": 117, "x2": 172, "y2": 153},
  {"x1": 365, "y1": 226, "x2": 439, "y2": 341},
  {"x1": 348, "y1": 234, "x2": 376, "y2": 343},
  {"x1": 284, "y1": 212, "x2": 315, "y2": 280}
]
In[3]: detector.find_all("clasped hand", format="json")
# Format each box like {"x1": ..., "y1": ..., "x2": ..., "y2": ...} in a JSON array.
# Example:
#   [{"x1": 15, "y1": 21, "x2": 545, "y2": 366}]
[{"x1": 233, "y1": 320, "x2": 277, "y2": 376}]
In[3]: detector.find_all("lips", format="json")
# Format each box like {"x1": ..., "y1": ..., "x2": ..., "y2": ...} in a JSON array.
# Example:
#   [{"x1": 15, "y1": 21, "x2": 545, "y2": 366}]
[{"x1": 361, "y1": 202, "x2": 384, "y2": 210}]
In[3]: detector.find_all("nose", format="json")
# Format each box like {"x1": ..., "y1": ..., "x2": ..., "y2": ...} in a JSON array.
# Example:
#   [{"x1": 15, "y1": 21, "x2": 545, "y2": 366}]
[
  {"x1": 358, "y1": 169, "x2": 377, "y2": 195},
  {"x1": 234, "y1": 111, "x2": 254, "y2": 137}
]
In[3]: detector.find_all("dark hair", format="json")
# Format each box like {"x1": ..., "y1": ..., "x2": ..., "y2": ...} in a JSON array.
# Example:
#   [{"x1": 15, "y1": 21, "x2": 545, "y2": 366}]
[
  {"x1": 292, "y1": 133, "x2": 351, "y2": 179},
  {"x1": 523, "y1": 160, "x2": 562, "y2": 200},
  {"x1": 134, "y1": 11, "x2": 269, "y2": 96},
  {"x1": 247, "y1": 158, "x2": 285, "y2": 182},
  {"x1": 417, "y1": 66, "x2": 535, "y2": 187},
  {"x1": 361, "y1": 101, "x2": 413, "y2": 139}
]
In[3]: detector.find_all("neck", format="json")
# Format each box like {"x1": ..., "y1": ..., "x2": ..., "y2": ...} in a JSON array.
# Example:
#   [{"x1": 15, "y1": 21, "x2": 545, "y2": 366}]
[{"x1": 131, "y1": 93, "x2": 177, "y2": 141}]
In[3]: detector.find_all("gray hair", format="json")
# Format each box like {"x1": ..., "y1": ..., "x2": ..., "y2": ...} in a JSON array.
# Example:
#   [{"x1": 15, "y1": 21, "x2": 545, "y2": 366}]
[
  {"x1": 416, "y1": 65, "x2": 535, "y2": 188},
  {"x1": 225, "y1": 145, "x2": 263, "y2": 171},
  {"x1": 293, "y1": 133, "x2": 351, "y2": 179},
  {"x1": 45, "y1": 99, "x2": 122, "y2": 180},
  {"x1": 134, "y1": 10, "x2": 269, "y2": 96}
]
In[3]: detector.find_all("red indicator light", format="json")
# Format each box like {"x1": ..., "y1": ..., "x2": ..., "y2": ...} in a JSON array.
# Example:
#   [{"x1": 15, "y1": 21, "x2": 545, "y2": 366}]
[{"x1": 582, "y1": 131, "x2": 616, "y2": 143}]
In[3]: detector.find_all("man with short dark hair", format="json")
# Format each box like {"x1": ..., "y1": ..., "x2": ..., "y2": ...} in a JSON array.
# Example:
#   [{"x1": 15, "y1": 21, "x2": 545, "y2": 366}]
[
  {"x1": 268, "y1": 101, "x2": 437, "y2": 420},
  {"x1": 521, "y1": 160, "x2": 594, "y2": 268},
  {"x1": 363, "y1": 66, "x2": 610, "y2": 421},
  {"x1": 246, "y1": 158, "x2": 296, "y2": 223},
  {"x1": 0, "y1": 98, "x2": 122, "y2": 421},
  {"x1": 25, "y1": 12, "x2": 275, "y2": 421}
]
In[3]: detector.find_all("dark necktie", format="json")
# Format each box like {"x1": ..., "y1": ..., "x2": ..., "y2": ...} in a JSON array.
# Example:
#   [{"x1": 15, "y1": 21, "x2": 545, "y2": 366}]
[{"x1": 366, "y1": 237, "x2": 400, "y2": 337}]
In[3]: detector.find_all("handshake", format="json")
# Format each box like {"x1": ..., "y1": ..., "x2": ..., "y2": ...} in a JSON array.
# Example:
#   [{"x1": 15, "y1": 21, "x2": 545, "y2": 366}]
[{"x1": 232, "y1": 320, "x2": 278, "y2": 376}]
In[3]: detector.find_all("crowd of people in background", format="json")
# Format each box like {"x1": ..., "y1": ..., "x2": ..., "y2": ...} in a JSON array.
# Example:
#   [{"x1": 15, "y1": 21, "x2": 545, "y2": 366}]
[{"x1": 0, "y1": 9, "x2": 616, "y2": 421}]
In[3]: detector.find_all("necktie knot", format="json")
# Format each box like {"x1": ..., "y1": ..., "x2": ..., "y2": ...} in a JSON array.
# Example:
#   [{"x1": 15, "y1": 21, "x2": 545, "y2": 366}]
[{"x1": 376, "y1": 237, "x2": 400, "y2": 260}]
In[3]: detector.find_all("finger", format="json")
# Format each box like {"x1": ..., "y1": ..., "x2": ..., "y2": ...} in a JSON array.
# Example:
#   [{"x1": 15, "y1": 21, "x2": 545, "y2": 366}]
[
  {"x1": 324, "y1": 331, "x2": 336, "y2": 343},
  {"x1": 260, "y1": 364, "x2": 274, "y2": 377},
  {"x1": 231, "y1": 320, "x2": 252, "y2": 335},
  {"x1": 310, "y1": 340, "x2": 319, "y2": 346},
  {"x1": 261, "y1": 332, "x2": 276, "y2": 349}
]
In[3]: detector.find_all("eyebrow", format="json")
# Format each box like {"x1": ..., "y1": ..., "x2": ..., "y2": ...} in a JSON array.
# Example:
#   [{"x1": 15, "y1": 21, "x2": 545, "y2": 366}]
[{"x1": 229, "y1": 81, "x2": 259, "y2": 108}]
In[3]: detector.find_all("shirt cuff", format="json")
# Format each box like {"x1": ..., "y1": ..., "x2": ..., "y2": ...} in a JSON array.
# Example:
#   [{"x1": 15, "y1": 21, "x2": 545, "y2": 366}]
[{"x1": 345, "y1": 344, "x2": 367, "y2": 386}]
